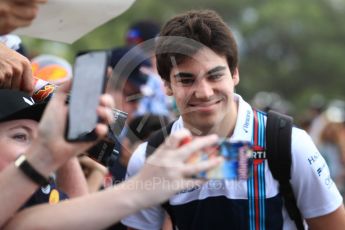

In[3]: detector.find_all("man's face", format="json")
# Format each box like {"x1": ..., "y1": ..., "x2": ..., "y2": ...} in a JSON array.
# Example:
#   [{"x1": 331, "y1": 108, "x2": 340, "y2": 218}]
[
  {"x1": 165, "y1": 48, "x2": 239, "y2": 135},
  {"x1": 110, "y1": 82, "x2": 142, "y2": 123},
  {"x1": 0, "y1": 119, "x2": 38, "y2": 171}
]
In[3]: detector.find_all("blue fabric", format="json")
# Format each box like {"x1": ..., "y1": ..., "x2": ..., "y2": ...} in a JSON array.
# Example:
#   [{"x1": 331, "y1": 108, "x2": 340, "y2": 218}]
[
  {"x1": 22, "y1": 181, "x2": 68, "y2": 209},
  {"x1": 135, "y1": 74, "x2": 170, "y2": 116}
]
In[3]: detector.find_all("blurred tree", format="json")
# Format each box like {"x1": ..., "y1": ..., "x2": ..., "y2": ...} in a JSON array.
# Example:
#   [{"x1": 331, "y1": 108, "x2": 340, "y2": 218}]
[
  {"x1": 237, "y1": 0, "x2": 345, "y2": 112},
  {"x1": 20, "y1": 0, "x2": 345, "y2": 114}
]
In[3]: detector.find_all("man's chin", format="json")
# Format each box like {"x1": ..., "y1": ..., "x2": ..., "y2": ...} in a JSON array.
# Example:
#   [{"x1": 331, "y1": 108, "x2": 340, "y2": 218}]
[{"x1": 184, "y1": 118, "x2": 220, "y2": 135}]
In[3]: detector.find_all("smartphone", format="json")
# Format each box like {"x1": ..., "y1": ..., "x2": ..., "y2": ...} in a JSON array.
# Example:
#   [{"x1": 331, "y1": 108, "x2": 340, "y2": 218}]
[
  {"x1": 186, "y1": 140, "x2": 253, "y2": 180},
  {"x1": 65, "y1": 51, "x2": 110, "y2": 141}
]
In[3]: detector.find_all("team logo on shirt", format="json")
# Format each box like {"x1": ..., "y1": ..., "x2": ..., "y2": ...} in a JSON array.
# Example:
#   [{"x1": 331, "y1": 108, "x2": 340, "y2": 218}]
[{"x1": 252, "y1": 146, "x2": 266, "y2": 159}]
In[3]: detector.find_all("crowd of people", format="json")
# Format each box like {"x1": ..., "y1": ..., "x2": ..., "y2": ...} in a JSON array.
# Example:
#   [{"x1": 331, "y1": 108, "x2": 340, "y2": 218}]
[{"x1": 1, "y1": 0, "x2": 345, "y2": 229}]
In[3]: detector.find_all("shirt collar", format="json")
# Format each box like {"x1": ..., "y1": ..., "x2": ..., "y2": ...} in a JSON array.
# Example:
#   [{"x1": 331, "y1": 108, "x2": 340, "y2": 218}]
[{"x1": 230, "y1": 94, "x2": 253, "y2": 142}]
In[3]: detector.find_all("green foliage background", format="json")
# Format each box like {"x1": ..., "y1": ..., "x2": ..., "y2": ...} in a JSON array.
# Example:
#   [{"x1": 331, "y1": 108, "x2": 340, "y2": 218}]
[{"x1": 21, "y1": 0, "x2": 345, "y2": 115}]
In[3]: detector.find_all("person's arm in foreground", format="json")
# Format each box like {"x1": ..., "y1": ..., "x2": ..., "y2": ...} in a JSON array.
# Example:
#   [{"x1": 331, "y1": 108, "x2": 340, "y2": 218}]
[
  {"x1": 0, "y1": 0, "x2": 47, "y2": 34},
  {"x1": 78, "y1": 155, "x2": 108, "y2": 193},
  {"x1": 4, "y1": 130, "x2": 222, "y2": 230},
  {"x1": 0, "y1": 81, "x2": 114, "y2": 227},
  {"x1": 56, "y1": 157, "x2": 89, "y2": 197}
]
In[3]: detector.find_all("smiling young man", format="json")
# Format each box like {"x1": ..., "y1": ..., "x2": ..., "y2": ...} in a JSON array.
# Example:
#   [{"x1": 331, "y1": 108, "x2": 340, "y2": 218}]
[
  {"x1": 122, "y1": 9, "x2": 345, "y2": 230},
  {"x1": 166, "y1": 47, "x2": 239, "y2": 137}
]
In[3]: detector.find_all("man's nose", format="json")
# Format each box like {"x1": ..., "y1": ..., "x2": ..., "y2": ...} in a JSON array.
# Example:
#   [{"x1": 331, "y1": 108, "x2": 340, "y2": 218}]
[{"x1": 194, "y1": 79, "x2": 214, "y2": 99}]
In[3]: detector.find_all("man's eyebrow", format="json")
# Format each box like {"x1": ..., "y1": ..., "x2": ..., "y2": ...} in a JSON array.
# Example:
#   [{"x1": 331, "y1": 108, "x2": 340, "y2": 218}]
[
  {"x1": 9, "y1": 125, "x2": 33, "y2": 134},
  {"x1": 173, "y1": 66, "x2": 226, "y2": 78},
  {"x1": 207, "y1": 66, "x2": 227, "y2": 75},
  {"x1": 173, "y1": 72, "x2": 194, "y2": 78}
]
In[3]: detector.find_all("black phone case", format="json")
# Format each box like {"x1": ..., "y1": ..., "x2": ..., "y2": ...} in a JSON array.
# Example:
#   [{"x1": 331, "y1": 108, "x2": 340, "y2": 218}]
[{"x1": 65, "y1": 50, "x2": 111, "y2": 142}]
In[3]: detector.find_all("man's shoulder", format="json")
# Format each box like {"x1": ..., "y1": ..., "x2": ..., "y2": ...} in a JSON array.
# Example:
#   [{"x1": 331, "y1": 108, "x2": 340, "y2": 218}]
[
  {"x1": 127, "y1": 119, "x2": 182, "y2": 176},
  {"x1": 291, "y1": 126, "x2": 315, "y2": 153},
  {"x1": 126, "y1": 142, "x2": 148, "y2": 177}
]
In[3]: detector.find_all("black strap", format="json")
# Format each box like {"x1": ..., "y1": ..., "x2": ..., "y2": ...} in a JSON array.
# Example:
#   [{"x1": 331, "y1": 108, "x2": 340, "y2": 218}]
[
  {"x1": 162, "y1": 201, "x2": 178, "y2": 230},
  {"x1": 266, "y1": 110, "x2": 304, "y2": 230},
  {"x1": 15, "y1": 155, "x2": 49, "y2": 186},
  {"x1": 146, "y1": 122, "x2": 174, "y2": 157}
]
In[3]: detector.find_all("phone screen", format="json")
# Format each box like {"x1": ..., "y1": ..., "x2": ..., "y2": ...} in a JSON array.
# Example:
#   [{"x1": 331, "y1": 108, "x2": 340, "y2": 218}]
[{"x1": 66, "y1": 51, "x2": 110, "y2": 141}]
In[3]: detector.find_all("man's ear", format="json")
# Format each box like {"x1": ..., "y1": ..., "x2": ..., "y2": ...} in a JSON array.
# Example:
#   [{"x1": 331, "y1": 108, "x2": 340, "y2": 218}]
[
  {"x1": 232, "y1": 67, "x2": 240, "y2": 86},
  {"x1": 164, "y1": 81, "x2": 173, "y2": 96}
]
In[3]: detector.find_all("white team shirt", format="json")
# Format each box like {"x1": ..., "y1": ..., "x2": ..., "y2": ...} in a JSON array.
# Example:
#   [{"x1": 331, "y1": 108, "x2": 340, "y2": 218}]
[{"x1": 121, "y1": 94, "x2": 343, "y2": 230}]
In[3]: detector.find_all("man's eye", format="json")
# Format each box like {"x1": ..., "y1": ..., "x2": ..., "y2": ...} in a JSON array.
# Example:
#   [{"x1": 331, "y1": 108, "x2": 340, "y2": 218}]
[
  {"x1": 209, "y1": 73, "x2": 223, "y2": 80},
  {"x1": 178, "y1": 78, "x2": 195, "y2": 85},
  {"x1": 12, "y1": 134, "x2": 28, "y2": 142}
]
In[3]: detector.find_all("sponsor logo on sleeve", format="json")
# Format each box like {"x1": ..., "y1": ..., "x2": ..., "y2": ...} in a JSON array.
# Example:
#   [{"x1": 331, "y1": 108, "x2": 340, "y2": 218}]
[
  {"x1": 243, "y1": 110, "x2": 251, "y2": 133},
  {"x1": 308, "y1": 151, "x2": 334, "y2": 189}
]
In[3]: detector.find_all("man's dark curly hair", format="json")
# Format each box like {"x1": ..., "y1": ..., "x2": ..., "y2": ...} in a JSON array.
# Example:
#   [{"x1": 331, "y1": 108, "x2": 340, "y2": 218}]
[{"x1": 155, "y1": 9, "x2": 239, "y2": 82}]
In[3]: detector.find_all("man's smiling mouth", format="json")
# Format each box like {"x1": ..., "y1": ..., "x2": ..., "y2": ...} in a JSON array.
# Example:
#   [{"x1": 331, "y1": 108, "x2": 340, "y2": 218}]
[{"x1": 189, "y1": 99, "x2": 222, "y2": 107}]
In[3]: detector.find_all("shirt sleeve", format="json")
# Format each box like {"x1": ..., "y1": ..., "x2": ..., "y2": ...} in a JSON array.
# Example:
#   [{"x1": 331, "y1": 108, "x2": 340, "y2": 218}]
[
  {"x1": 290, "y1": 128, "x2": 343, "y2": 218},
  {"x1": 121, "y1": 142, "x2": 165, "y2": 230}
]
